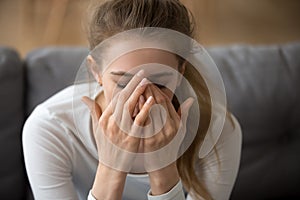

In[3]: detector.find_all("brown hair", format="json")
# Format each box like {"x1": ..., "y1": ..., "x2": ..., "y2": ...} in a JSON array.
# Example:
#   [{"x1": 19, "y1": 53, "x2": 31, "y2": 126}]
[{"x1": 86, "y1": 0, "x2": 216, "y2": 199}]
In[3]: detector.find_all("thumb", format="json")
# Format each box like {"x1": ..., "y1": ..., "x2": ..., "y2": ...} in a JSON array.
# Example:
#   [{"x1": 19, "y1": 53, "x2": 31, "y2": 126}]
[
  {"x1": 177, "y1": 97, "x2": 194, "y2": 118},
  {"x1": 81, "y1": 96, "x2": 102, "y2": 121}
]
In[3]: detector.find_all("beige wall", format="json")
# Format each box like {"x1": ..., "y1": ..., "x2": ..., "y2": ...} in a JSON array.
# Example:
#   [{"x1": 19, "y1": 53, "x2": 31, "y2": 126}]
[
  {"x1": 1, "y1": 0, "x2": 300, "y2": 57},
  {"x1": 183, "y1": 0, "x2": 300, "y2": 45}
]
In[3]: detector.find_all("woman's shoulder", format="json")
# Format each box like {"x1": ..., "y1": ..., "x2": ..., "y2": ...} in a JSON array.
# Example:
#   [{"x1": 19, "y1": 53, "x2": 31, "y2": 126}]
[
  {"x1": 23, "y1": 85, "x2": 79, "y2": 139},
  {"x1": 33, "y1": 85, "x2": 76, "y2": 116},
  {"x1": 22, "y1": 86, "x2": 79, "y2": 175},
  {"x1": 23, "y1": 83, "x2": 95, "y2": 153}
]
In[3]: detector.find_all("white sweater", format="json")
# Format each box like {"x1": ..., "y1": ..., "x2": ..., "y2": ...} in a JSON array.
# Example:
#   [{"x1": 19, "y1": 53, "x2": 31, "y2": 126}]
[{"x1": 23, "y1": 85, "x2": 242, "y2": 200}]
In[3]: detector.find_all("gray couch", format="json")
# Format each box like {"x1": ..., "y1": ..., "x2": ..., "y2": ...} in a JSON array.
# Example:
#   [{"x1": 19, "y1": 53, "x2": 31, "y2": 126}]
[{"x1": 0, "y1": 43, "x2": 299, "y2": 200}]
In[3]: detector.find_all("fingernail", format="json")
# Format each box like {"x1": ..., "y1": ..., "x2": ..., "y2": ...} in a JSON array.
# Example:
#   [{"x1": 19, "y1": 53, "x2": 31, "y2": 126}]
[
  {"x1": 139, "y1": 95, "x2": 145, "y2": 103},
  {"x1": 139, "y1": 78, "x2": 149, "y2": 87},
  {"x1": 137, "y1": 70, "x2": 145, "y2": 77},
  {"x1": 146, "y1": 96, "x2": 153, "y2": 104}
]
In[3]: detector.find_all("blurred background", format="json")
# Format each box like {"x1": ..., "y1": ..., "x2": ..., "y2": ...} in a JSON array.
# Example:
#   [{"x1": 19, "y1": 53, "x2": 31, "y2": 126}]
[
  {"x1": 1, "y1": 1, "x2": 300, "y2": 199},
  {"x1": 0, "y1": 0, "x2": 300, "y2": 57}
]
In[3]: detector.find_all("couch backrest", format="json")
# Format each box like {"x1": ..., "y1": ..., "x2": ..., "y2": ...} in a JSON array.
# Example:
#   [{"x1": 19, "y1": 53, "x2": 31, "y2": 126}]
[
  {"x1": 25, "y1": 47, "x2": 89, "y2": 116},
  {"x1": 208, "y1": 43, "x2": 300, "y2": 199},
  {"x1": 22, "y1": 43, "x2": 300, "y2": 199},
  {"x1": 0, "y1": 47, "x2": 27, "y2": 199}
]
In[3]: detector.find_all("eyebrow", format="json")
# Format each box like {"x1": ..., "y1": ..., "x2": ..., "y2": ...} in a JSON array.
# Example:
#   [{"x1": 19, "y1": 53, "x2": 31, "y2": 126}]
[{"x1": 110, "y1": 71, "x2": 174, "y2": 78}]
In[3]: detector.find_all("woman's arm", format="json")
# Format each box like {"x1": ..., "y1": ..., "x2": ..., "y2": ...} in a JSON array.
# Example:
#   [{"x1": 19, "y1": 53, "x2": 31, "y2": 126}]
[
  {"x1": 148, "y1": 163, "x2": 180, "y2": 195},
  {"x1": 90, "y1": 163, "x2": 127, "y2": 199},
  {"x1": 83, "y1": 71, "x2": 154, "y2": 199},
  {"x1": 141, "y1": 84, "x2": 193, "y2": 200},
  {"x1": 23, "y1": 110, "x2": 78, "y2": 200}
]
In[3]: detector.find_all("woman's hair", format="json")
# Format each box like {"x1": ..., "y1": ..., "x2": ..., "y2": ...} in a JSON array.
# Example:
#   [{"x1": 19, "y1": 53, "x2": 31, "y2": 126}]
[{"x1": 86, "y1": 0, "x2": 219, "y2": 199}]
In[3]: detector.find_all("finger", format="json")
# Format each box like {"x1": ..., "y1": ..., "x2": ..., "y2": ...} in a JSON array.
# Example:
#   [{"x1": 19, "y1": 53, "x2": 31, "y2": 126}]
[
  {"x1": 146, "y1": 84, "x2": 171, "y2": 135},
  {"x1": 101, "y1": 100, "x2": 113, "y2": 118},
  {"x1": 143, "y1": 84, "x2": 154, "y2": 100},
  {"x1": 164, "y1": 98, "x2": 179, "y2": 123},
  {"x1": 120, "y1": 78, "x2": 149, "y2": 129},
  {"x1": 134, "y1": 96, "x2": 155, "y2": 126},
  {"x1": 132, "y1": 103, "x2": 139, "y2": 118},
  {"x1": 148, "y1": 84, "x2": 177, "y2": 120},
  {"x1": 117, "y1": 69, "x2": 145, "y2": 104},
  {"x1": 176, "y1": 98, "x2": 194, "y2": 141},
  {"x1": 82, "y1": 96, "x2": 103, "y2": 131},
  {"x1": 139, "y1": 95, "x2": 145, "y2": 111},
  {"x1": 149, "y1": 84, "x2": 168, "y2": 108},
  {"x1": 142, "y1": 85, "x2": 157, "y2": 127},
  {"x1": 178, "y1": 97, "x2": 194, "y2": 118},
  {"x1": 81, "y1": 96, "x2": 102, "y2": 120},
  {"x1": 126, "y1": 78, "x2": 150, "y2": 115},
  {"x1": 148, "y1": 84, "x2": 171, "y2": 127},
  {"x1": 114, "y1": 70, "x2": 146, "y2": 123}
]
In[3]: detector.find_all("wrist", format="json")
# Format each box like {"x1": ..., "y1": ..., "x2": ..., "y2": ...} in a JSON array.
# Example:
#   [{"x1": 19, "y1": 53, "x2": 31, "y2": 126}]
[
  {"x1": 148, "y1": 163, "x2": 180, "y2": 195},
  {"x1": 91, "y1": 162, "x2": 127, "y2": 199}
]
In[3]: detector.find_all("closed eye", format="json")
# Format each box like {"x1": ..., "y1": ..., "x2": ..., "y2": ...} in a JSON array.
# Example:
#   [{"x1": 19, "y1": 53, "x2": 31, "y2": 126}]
[
  {"x1": 117, "y1": 83, "x2": 166, "y2": 89},
  {"x1": 116, "y1": 83, "x2": 127, "y2": 88},
  {"x1": 155, "y1": 83, "x2": 166, "y2": 89}
]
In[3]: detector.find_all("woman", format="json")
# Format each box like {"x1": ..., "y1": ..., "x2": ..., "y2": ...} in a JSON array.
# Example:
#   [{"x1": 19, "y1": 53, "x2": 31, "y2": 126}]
[{"x1": 23, "y1": 0, "x2": 242, "y2": 199}]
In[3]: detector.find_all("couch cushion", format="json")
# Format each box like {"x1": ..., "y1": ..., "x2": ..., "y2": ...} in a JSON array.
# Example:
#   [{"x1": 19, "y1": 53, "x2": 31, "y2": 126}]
[
  {"x1": 209, "y1": 42, "x2": 300, "y2": 199},
  {"x1": 25, "y1": 47, "x2": 89, "y2": 115},
  {"x1": 0, "y1": 46, "x2": 26, "y2": 199}
]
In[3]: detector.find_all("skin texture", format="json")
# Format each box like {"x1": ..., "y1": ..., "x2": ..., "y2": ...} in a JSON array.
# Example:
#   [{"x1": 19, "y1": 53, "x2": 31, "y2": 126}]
[{"x1": 82, "y1": 49, "x2": 194, "y2": 199}]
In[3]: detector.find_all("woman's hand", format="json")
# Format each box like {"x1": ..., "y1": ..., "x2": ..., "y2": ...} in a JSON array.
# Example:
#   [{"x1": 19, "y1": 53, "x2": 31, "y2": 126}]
[
  {"x1": 82, "y1": 70, "x2": 194, "y2": 197},
  {"x1": 82, "y1": 70, "x2": 155, "y2": 199},
  {"x1": 82, "y1": 70, "x2": 155, "y2": 171},
  {"x1": 140, "y1": 83, "x2": 194, "y2": 195}
]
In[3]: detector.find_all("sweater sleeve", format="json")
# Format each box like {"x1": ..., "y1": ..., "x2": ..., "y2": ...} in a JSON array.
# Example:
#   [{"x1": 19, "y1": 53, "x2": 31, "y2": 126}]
[
  {"x1": 147, "y1": 180, "x2": 185, "y2": 200},
  {"x1": 187, "y1": 114, "x2": 242, "y2": 200},
  {"x1": 22, "y1": 108, "x2": 78, "y2": 200}
]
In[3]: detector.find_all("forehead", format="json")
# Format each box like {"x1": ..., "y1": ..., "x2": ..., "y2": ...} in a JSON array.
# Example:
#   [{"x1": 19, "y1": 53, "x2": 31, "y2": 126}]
[{"x1": 105, "y1": 48, "x2": 179, "y2": 74}]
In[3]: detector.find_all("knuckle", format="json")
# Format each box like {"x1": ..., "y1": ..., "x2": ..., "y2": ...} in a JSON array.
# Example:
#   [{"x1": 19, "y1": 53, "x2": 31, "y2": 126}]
[
  {"x1": 124, "y1": 136, "x2": 136, "y2": 145},
  {"x1": 112, "y1": 124, "x2": 119, "y2": 134},
  {"x1": 99, "y1": 117, "x2": 106, "y2": 127},
  {"x1": 146, "y1": 137, "x2": 155, "y2": 147},
  {"x1": 165, "y1": 126, "x2": 175, "y2": 138},
  {"x1": 134, "y1": 116, "x2": 144, "y2": 126},
  {"x1": 166, "y1": 121, "x2": 176, "y2": 132},
  {"x1": 156, "y1": 96, "x2": 166, "y2": 104},
  {"x1": 135, "y1": 119, "x2": 142, "y2": 126},
  {"x1": 106, "y1": 121, "x2": 113, "y2": 131},
  {"x1": 137, "y1": 85, "x2": 145, "y2": 93},
  {"x1": 146, "y1": 136, "x2": 164, "y2": 149},
  {"x1": 126, "y1": 100, "x2": 134, "y2": 112},
  {"x1": 124, "y1": 101, "x2": 130, "y2": 110},
  {"x1": 118, "y1": 92, "x2": 127, "y2": 102},
  {"x1": 106, "y1": 124, "x2": 118, "y2": 140},
  {"x1": 106, "y1": 131, "x2": 115, "y2": 141}
]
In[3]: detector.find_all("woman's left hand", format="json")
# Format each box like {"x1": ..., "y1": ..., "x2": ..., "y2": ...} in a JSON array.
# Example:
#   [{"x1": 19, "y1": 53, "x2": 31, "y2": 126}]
[{"x1": 140, "y1": 83, "x2": 194, "y2": 195}]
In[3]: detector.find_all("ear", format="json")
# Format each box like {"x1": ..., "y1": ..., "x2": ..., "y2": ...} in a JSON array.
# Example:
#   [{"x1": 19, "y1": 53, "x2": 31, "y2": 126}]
[
  {"x1": 87, "y1": 55, "x2": 102, "y2": 85},
  {"x1": 177, "y1": 61, "x2": 186, "y2": 87}
]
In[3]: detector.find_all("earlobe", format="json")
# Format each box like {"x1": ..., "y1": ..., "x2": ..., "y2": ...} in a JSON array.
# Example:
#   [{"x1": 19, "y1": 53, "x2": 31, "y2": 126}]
[{"x1": 87, "y1": 55, "x2": 103, "y2": 85}]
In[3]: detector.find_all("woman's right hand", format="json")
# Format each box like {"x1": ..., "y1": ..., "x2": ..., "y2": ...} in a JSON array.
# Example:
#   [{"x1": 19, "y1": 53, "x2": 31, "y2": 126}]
[
  {"x1": 82, "y1": 70, "x2": 154, "y2": 172},
  {"x1": 82, "y1": 70, "x2": 156, "y2": 199}
]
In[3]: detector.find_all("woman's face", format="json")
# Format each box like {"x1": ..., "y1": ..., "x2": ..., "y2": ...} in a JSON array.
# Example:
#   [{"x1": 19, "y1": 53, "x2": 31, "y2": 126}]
[{"x1": 97, "y1": 49, "x2": 184, "y2": 108}]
